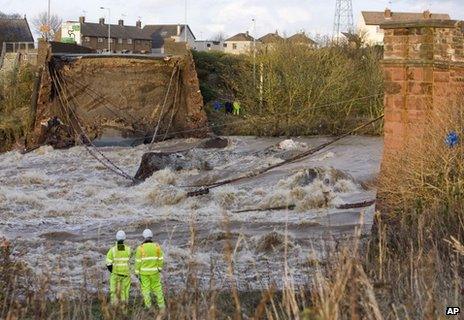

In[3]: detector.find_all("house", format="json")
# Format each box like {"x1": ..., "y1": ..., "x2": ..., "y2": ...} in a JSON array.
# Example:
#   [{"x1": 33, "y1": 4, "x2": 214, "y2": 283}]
[
  {"x1": 60, "y1": 17, "x2": 152, "y2": 53},
  {"x1": 358, "y1": 9, "x2": 450, "y2": 46},
  {"x1": 224, "y1": 32, "x2": 257, "y2": 55},
  {"x1": 143, "y1": 24, "x2": 196, "y2": 53},
  {"x1": 258, "y1": 32, "x2": 283, "y2": 52},
  {"x1": 287, "y1": 32, "x2": 317, "y2": 48},
  {"x1": 0, "y1": 16, "x2": 34, "y2": 53},
  {"x1": 193, "y1": 40, "x2": 223, "y2": 52},
  {"x1": 259, "y1": 32, "x2": 283, "y2": 45}
]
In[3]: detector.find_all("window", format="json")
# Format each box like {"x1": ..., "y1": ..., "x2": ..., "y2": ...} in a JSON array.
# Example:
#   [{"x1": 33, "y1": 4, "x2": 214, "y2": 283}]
[
  {"x1": 207, "y1": 43, "x2": 211, "y2": 48},
  {"x1": 109, "y1": 38, "x2": 114, "y2": 43},
  {"x1": 85, "y1": 37, "x2": 90, "y2": 42},
  {"x1": 127, "y1": 39, "x2": 133, "y2": 44},
  {"x1": 118, "y1": 38, "x2": 123, "y2": 44},
  {"x1": 232, "y1": 43, "x2": 237, "y2": 50},
  {"x1": 98, "y1": 37, "x2": 103, "y2": 43},
  {"x1": 223, "y1": 43, "x2": 227, "y2": 47}
]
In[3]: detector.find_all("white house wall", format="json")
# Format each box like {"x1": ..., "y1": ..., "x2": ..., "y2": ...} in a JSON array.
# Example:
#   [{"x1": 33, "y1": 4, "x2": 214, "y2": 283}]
[
  {"x1": 356, "y1": 15, "x2": 384, "y2": 46},
  {"x1": 172, "y1": 29, "x2": 196, "y2": 48},
  {"x1": 224, "y1": 41, "x2": 253, "y2": 55}
]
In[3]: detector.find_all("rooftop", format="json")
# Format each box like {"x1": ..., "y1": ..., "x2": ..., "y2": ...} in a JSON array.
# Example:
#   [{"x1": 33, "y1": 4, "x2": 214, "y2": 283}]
[
  {"x1": 225, "y1": 32, "x2": 255, "y2": 42},
  {"x1": 143, "y1": 24, "x2": 196, "y2": 48},
  {"x1": 287, "y1": 32, "x2": 316, "y2": 44},
  {"x1": 79, "y1": 19, "x2": 151, "y2": 40},
  {"x1": 259, "y1": 32, "x2": 283, "y2": 44},
  {"x1": 361, "y1": 10, "x2": 450, "y2": 25},
  {"x1": 0, "y1": 17, "x2": 34, "y2": 45}
]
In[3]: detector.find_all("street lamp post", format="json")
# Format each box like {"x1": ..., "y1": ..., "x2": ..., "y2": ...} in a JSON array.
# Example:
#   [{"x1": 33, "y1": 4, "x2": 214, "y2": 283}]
[
  {"x1": 184, "y1": 0, "x2": 188, "y2": 43},
  {"x1": 47, "y1": 0, "x2": 51, "y2": 41},
  {"x1": 100, "y1": 7, "x2": 111, "y2": 52},
  {"x1": 252, "y1": 18, "x2": 256, "y2": 88}
]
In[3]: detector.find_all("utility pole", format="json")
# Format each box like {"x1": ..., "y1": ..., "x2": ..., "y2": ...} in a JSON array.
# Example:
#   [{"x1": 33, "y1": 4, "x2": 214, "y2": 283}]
[
  {"x1": 100, "y1": 7, "x2": 111, "y2": 52},
  {"x1": 47, "y1": 0, "x2": 51, "y2": 41},
  {"x1": 252, "y1": 18, "x2": 256, "y2": 88},
  {"x1": 184, "y1": 0, "x2": 188, "y2": 43},
  {"x1": 333, "y1": 0, "x2": 354, "y2": 40}
]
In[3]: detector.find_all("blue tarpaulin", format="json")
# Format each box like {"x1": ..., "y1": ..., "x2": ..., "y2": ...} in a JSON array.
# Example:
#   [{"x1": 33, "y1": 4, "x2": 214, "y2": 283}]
[{"x1": 445, "y1": 131, "x2": 459, "y2": 148}]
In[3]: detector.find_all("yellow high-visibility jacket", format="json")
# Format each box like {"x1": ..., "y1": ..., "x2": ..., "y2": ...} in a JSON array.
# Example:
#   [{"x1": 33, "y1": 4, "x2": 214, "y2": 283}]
[
  {"x1": 135, "y1": 241, "x2": 164, "y2": 275},
  {"x1": 106, "y1": 244, "x2": 131, "y2": 276}
]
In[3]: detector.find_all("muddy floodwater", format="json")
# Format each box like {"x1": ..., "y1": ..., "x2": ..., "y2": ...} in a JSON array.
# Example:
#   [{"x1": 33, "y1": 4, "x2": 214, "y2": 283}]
[{"x1": 0, "y1": 136, "x2": 383, "y2": 296}]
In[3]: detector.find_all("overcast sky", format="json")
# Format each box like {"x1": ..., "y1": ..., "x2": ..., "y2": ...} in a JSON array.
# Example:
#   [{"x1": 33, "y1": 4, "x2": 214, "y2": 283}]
[{"x1": 2, "y1": 0, "x2": 464, "y2": 39}]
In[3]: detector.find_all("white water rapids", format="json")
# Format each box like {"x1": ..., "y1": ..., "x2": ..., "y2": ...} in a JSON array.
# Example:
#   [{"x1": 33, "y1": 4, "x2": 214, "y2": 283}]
[{"x1": 0, "y1": 136, "x2": 383, "y2": 296}]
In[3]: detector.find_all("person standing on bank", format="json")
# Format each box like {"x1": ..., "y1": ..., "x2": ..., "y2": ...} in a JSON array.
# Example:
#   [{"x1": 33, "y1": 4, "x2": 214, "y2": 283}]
[
  {"x1": 106, "y1": 230, "x2": 131, "y2": 304},
  {"x1": 135, "y1": 229, "x2": 165, "y2": 309}
]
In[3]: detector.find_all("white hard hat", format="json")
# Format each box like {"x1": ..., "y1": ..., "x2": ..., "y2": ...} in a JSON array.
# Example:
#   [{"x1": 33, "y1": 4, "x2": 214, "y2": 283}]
[
  {"x1": 143, "y1": 229, "x2": 153, "y2": 239},
  {"x1": 116, "y1": 230, "x2": 126, "y2": 241}
]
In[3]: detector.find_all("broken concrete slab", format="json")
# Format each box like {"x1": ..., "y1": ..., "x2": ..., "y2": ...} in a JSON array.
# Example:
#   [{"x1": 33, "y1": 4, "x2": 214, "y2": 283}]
[
  {"x1": 27, "y1": 42, "x2": 209, "y2": 149},
  {"x1": 134, "y1": 150, "x2": 212, "y2": 181}
]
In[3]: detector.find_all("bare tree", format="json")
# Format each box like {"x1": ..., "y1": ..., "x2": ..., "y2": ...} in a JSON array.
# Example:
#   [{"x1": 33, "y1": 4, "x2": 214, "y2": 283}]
[
  {"x1": 32, "y1": 12, "x2": 62, "y2": 40},
  {"x1": 212, "y1": 32, "x2": 227, "y2": 42},
  {"x1": 0, "y1": 12, "x2": 22, "y2": 19}
]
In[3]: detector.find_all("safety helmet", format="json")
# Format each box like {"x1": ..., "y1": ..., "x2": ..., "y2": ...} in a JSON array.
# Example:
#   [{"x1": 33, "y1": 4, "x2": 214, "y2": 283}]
[
  {"x1": 116, "y1": 230, "x2": 126, "y2": 241},
  {"x1": 143, "y1": 229, "x2": 153, "y2": 239}
]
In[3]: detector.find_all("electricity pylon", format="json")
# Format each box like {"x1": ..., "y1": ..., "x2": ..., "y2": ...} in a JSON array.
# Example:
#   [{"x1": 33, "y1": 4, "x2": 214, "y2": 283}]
[{"x1": 333, "y1": 0, "x2": 354, "y2": 38}]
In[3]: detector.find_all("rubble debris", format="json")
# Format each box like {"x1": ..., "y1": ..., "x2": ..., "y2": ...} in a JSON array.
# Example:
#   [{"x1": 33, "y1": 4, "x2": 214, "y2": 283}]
[
  {"x1": 135, "y1": 151, "x2": 212, "y2": 181},
  {"x1": 198, "y1": 136, "x2": 229, "y2": 149}
]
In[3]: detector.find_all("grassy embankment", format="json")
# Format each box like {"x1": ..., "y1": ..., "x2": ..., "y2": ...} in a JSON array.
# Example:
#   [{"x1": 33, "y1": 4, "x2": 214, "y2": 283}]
[
  {"x1": 193, "y1": 42, "x2": 384, "y2": 136},
  {"x1": 0, "y1": 65, "x2": 36, "y2": 152}
]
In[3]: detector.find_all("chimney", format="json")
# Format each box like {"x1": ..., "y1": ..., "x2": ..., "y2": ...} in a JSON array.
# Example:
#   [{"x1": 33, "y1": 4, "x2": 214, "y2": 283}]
[
  {"x1": 384, "y1": 8, "x2": 392, "y2": 19},
  {"x1": 136, "y1": 20, "x2": 142, "y2": 28},
  {"x1": 246, "y1": 31, "x2": 249, "y2": 36},
  {"x1": 177, "y1": 24, "x2": 181, "y2": 36},
  {"x1": 99, "y1": 17, "x2": 105, "y2": 24},
  {"x1": 423, "y1": 10, "x2": 432, "y2": 19},
  {"x1": 118, "y1": 19, "x2": 124, "y2": 26},
  {"x1": 79, "y1": 16, "x2": 85, "y2": 23}
]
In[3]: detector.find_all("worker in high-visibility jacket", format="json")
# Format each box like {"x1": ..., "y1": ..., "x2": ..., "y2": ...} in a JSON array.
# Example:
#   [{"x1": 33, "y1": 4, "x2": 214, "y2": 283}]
[
  {"x1": 135, "y1": 229, "x2": 165, "y2": 309},
  {"x1": 106, "y1": 230, "x2": 131, "y2": 304},
  {"x1": 233, "y1": 100, "x2": 241, "y2": 115}
]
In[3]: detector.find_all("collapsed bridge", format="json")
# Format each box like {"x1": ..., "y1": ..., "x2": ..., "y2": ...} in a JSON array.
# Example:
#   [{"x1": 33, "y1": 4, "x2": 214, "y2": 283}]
[{"x1": 26, "y1": 42, "x2": 209, "y2": 149}]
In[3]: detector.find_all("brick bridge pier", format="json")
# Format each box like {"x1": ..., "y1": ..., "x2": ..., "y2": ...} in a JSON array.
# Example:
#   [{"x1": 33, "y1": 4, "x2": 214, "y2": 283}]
[
  {"x1": 381, "y1": 19, "x2": 464, "y2": 155},
  {"x1": 378, "y1": 19, "x2": 464, "y2": 210}
]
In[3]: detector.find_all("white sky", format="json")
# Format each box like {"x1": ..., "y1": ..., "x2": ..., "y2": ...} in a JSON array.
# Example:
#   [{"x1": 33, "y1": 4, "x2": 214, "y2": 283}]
[{"x1": 1, "y1": 0, "x2": 463, "y2": 40}]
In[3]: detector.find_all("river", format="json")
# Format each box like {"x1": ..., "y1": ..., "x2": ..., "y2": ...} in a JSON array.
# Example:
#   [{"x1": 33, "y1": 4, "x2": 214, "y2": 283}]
[{"x1": 0, "y1": 136, "x2": 383, "y2": 296}]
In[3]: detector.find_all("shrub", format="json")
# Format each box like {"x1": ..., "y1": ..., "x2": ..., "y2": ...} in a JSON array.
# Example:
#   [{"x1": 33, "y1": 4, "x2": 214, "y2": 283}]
[
  {"x1": 0, "y1": 65, "x2": 37, "y2": 152},
  {"x1": 193, "y1": 43, "x2": 384, "y2": 136}
]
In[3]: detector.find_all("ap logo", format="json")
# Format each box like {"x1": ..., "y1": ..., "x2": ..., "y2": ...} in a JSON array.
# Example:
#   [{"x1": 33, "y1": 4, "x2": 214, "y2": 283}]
[{"x1": 446, "y1": 307, "x2": 460, "y2": 316}]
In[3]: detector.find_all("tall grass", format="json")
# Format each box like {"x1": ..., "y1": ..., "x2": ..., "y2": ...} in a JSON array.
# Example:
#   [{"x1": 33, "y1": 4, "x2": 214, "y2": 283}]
[{"x1": 0, "y1": 65, "x2": 36, "y2": 152}]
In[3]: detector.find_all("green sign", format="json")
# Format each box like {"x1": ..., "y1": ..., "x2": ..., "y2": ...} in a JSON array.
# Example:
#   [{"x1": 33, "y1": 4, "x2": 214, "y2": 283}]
[{"x1": 61, "y1": 37, "x2": 76, "y2": 44}]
